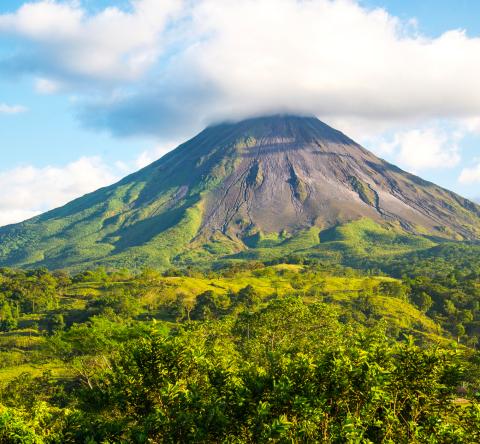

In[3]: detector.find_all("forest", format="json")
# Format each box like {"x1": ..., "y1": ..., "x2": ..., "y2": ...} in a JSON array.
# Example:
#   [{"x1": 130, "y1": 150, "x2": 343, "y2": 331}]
[{"x1": 1, "y1": 244, "x2": 480, "y2": 442}]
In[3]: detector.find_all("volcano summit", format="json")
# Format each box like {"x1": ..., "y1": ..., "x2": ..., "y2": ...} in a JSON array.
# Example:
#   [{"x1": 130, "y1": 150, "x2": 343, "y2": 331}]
[{"x1": 1, "y1": 115, "x2": 479, "y2": 270}]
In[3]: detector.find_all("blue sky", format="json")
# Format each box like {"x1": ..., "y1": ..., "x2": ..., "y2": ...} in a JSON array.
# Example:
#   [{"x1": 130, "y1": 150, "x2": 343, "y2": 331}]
[
  {"x1": 1, "y1": 0, "x2": 480, "y2": 225},
  {"x1": 361, "y1": 0, "x2": 480, "y2": 37}
]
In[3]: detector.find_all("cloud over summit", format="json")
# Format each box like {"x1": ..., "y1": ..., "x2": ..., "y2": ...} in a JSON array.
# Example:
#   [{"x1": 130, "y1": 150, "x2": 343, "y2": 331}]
[{"x1": 2, "y1": 0, "x2": 480, "y2": 139}]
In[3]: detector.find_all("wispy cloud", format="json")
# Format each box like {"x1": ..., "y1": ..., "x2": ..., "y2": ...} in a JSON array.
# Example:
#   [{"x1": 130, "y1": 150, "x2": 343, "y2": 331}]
[
  {"x1": 34, "y1": 77, "x2": 62, "y2": 94},
  {"x1": 459, "y1": 160, "x2": 480, "y2": 184},
  {"x1": 0, "y1": 103, "x2": 27, "y2": 114},
  {"x1": 370, "y1": 125, "x2": 462, "y2": 172}
]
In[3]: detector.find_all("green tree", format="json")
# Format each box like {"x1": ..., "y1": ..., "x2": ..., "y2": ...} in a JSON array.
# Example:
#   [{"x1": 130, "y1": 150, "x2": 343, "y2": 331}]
[
  {"x1": 415, "y1": 291, "x2": 433, "y2": 312},
  {"x1": 191, "y1": 290, "x2": 220, "y2": 320},
  {"x1": 444, "y1": 299, "x2": 457, "y2": 316},
  {"x1": 455, "y1": 323, "x2": 466, "y2": 343},
  {"x1": 172, "y1": 293, "x2": 195, "y2": 321},
  {"x1": 379, "y1": 280, "x2": 408, "y2": 299},
  {"x1": 46, "y1": 313, "x2": 65, "y2": 335},
  {"x1": 235, "y1": 285, "x2": 261, "y2": 308},
  {"x1": 0, "y1": 316, "x2": 17, "y2": 332}
]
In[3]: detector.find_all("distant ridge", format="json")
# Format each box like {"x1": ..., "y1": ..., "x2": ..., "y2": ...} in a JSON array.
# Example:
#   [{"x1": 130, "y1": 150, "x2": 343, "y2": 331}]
[{"x1": 0, "y1": 115, "x2": 479, "y2": 270}]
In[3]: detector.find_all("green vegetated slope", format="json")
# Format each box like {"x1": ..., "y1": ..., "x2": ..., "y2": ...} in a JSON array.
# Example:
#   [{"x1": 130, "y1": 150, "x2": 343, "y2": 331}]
[
  {"x1": 0, "y1": 261, "x2": 456, "y2": 384},
  {"x1": 0, "y1": 160, "x2": 213, "y2": 271},
  {"x1": 0, "y1": 122, "x2": 240, "y2": 270},
  {"x1": 223, "y1": 218, "x2": 438, "y2": 266}
]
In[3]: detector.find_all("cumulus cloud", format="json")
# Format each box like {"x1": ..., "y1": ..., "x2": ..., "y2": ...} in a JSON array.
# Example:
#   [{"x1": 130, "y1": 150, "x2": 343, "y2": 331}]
[
  {"x1": 78, "y1": 0, "x2": 480, "y2": 138},
  {"x1": 0, "y1": 103, "x2": 27, "y2": 114},
  {"x1": 0, "y1": 145, "x2": 179, "y2": 227},
  {"x1": 0, "y1": 156, "x2": 119, "y2": 226},
  {"x1": 0, "y1": 0, "x2": 182, "y2": 84},
  {"x1": 371, "y1": 126, "x2": 461, "y2": 171},
  {"x1": 459, "y1": 160, "x2": 480, "y2": 184}
]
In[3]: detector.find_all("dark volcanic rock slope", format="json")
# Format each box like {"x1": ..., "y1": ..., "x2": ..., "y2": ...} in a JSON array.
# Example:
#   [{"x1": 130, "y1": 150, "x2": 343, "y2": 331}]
[
  {"x1": 0, "y1": 115, "x2": 479, "y2": 269},
  {"x1": 200, "y1": 116, "x2": 480, "y2": 238}
]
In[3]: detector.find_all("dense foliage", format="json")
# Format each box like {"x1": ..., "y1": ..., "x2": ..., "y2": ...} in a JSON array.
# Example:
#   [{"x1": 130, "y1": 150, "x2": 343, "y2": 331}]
[{"x1": 1, "y1": 250, "x2": 480, "y2": 442}]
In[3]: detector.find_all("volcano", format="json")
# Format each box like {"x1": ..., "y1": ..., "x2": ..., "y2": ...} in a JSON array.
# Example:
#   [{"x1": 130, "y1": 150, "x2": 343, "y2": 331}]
[{"x1": 1, "y1": 115, "x2": 479, "y2": 270}]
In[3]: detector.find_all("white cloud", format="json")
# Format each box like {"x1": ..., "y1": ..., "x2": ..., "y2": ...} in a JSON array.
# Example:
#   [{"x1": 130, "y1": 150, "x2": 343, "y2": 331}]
[
  {"x1": 34, "y1": 77, "x2": 62, "y2": 94},
  {"x1": 0, "y1": 0, "x2": 182, "y2": 83},
  {"x1": 1, "y1": 0, "x2": 480, "y2": 125},
  {"x1": 0, "y1": 157, "x2": 119, "y2": 226},
  {"x1": 4, "y1": 1, "x2": 480, "y2": 174},
  {"x1": 176, "y1": 0, "x2": 480, "y2": 125},
  {"x1": 459, "y1": 160, "x2": 480, "y2": 184},
  {"x1": 369, "y1": 126, "x2": 461, "y2": 172},
  {"x1": 134, "y1": 142, "x2": 177, "y2": 169},
  {"x1": 0, "y1": 103, "x2": 27, "y2": 114},
  {"x1": 0, "y1": 145, "x2": 176, "y2": 227},
  {"x1": 460, "y1": 116, "x2": 480, "y2": 135}
]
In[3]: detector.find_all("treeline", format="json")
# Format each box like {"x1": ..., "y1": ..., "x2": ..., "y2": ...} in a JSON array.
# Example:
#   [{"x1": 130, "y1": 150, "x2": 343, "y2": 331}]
[{"x1": 2, "y1": 257, "x2": 480, "y2": 344}]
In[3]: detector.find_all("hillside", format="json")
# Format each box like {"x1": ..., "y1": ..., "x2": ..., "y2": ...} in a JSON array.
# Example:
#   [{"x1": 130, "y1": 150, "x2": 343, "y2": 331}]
[
  {"x1": 0, "y1": 115, "x2": 479, "y2": 270},
  {"x1": 2, "y1": 259, "x2": 480, "y2": 442},
  {"x1": 0, "y1": 263, "x2": 455, "y2": 385}
]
